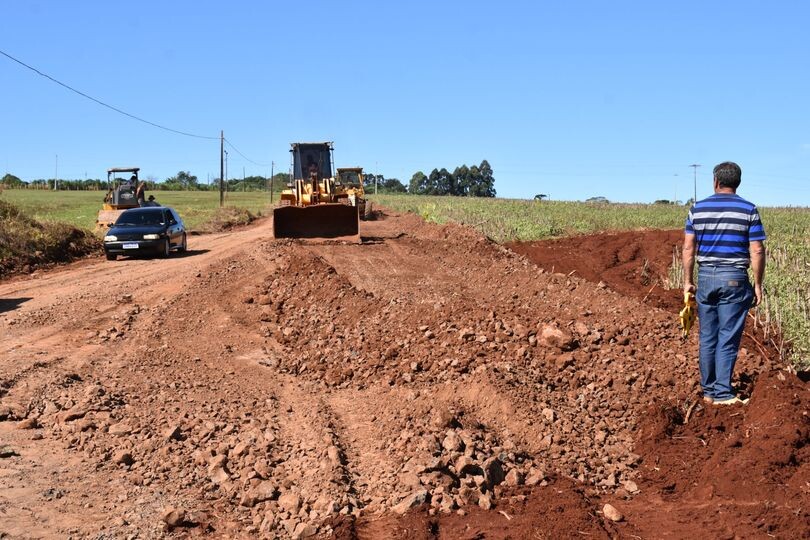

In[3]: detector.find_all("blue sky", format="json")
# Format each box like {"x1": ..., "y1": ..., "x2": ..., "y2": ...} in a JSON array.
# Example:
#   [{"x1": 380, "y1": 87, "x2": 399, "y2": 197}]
[{"x1": 2, "y1": 1, "x2": 809, "y2": 205}]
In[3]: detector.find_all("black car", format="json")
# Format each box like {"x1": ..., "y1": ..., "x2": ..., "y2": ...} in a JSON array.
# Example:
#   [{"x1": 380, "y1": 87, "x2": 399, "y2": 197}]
[{"x1": 103, "y1": 207, "x2": 187, "y2": 261}]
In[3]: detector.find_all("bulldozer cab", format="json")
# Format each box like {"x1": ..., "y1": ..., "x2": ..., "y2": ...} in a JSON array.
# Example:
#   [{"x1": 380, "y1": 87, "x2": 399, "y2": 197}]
[
  {"x1": 292, "y1": 143, "x2": 334, "y2": 182},
  {"x1": 106, "y1": 167, "x2": 141, "y2": 207},
  {"x1": 96, "y1": 167, "x2": 141, "y2": 231},
  {"x1": 337, "y1": 167, "x2": 364, "y2": 188}
]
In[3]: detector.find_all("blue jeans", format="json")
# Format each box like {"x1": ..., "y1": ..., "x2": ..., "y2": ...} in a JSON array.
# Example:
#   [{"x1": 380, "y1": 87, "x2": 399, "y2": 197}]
[{"x1": 696, "y1": 266, "x2": 753, "y2": 400}]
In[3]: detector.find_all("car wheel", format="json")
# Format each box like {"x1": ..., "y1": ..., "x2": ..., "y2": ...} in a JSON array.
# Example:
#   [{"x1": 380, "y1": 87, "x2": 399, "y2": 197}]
[
  {"x1": 178, "y1": 233, "x2": 187, "y2": 253},
  {"x1": 160, "y1": 239, "x2": 170, "y2": 258},
  {"x1": 105, "y1": 252, "x2": 117, "y2": 261}
]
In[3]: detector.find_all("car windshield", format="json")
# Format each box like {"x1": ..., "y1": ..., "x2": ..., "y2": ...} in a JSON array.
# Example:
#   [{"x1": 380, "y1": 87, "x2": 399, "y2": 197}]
[{"x1": 115, "y1": 210, "x2": 165, "y2": 226}]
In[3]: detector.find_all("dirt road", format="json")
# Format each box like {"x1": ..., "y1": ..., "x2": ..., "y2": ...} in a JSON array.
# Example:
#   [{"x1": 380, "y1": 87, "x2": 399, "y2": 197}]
[{"x1": 1, "y1": 212, "x2": 807, "y2": 539}]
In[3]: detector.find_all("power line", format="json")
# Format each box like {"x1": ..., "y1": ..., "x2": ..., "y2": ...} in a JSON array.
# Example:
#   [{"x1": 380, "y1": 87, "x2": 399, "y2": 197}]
[
  {"x1": 224, "y1": 138, "x2": 270, "y2": 167},
  {"x1": 0, "y1": 48, "x2": 218, "y2": 140}
]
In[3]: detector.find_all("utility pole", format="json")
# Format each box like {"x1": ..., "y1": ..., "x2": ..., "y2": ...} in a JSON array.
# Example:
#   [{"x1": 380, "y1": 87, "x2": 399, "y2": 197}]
[
  {"x1": 219, "y1": 131, "x2": 224, "y2": 207},
  {"x1": 690, "y1": 164, "x2": 700, "y2": 204},
  {"x1": 674, "y1": 173, "x2": 678, "y2": 204}
]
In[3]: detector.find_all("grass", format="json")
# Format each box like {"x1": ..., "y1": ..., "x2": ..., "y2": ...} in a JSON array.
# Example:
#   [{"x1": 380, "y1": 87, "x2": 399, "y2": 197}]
[
  {"x1": 0, "y1": 189, "x2": 274, "y2": 231},
  {"x1": 371, "y1": 194, "x2": 810, "y2": 368}
]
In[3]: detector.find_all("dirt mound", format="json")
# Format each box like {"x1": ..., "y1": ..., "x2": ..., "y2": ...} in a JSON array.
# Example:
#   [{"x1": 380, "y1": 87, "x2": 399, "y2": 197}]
[
  {"x1": 0, "y1": 198, "x2": 100, "y2": 277},
  {"x1": 0, "y1": 210, "x2": 806, "y2": 538},
  {"x1": 507, "y1": 229, "x2": 684, "y2": 311},
  {"x1": 195, "y1": 206, "x2": 259, "y2": 233}
]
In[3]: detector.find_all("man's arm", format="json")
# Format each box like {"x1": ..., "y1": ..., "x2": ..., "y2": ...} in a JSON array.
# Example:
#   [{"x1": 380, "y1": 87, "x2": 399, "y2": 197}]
[
  {"x1": 750, "y1": 240, "x2": 765, "y2": 306},
  {"x1": 682, "y1": 232, "x2": 696, "y2": 294}
]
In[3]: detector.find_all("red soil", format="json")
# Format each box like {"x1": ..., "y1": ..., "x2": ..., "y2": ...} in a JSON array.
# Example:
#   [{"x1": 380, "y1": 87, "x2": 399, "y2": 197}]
[{"x1": 0, "y1": 216, "x2": 806, "y2": 539}]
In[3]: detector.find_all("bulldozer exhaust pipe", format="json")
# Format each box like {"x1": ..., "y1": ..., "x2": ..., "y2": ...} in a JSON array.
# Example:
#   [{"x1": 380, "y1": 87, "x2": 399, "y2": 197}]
[{"x1": 273, "y1": 204, "x2": 360, "y2": 243}]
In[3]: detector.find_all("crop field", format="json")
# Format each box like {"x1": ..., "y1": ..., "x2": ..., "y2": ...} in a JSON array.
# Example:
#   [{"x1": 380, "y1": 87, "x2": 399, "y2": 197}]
[
  {"x1": 0, "y1": 189, "x2": 274, "y2": 231},
  {"x1": 372, "y1": 194, "x2": 810, "y2": 367}
]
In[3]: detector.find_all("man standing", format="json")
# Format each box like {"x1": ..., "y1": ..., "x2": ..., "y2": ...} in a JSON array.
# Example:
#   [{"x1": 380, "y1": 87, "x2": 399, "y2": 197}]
[{"x1": 682, "y1": 162, "x2": 766, "y2": 405}]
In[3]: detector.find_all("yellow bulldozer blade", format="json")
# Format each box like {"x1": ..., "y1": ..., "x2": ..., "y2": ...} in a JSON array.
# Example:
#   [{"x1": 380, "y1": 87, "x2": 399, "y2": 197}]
[
  {"x1": 96, "y1": 209, "x2": 127, "y2": 231},
  {"x1": 273, "y1": 204, "x2": 360, "y2": 243}
]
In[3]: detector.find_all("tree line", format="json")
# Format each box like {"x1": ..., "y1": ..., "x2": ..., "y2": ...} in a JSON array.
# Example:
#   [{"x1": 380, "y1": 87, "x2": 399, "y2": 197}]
[
  {"x1": 408, "y1": 160, "x2": 496, "y2": 197},
  {"x1": 2, "y1": 160, "x2": 497, "y2": 198},
  {"x1": 0, "y1": 172, "x2": 293, "y2": 192}
]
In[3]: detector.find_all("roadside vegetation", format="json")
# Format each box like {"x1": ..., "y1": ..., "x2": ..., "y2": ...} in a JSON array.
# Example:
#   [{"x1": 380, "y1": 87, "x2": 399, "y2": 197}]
[
  {"x1": 0, "y1": 198, "x2": 100, "y2": 277},
  {"x1": 1, "y1": 189, "x2": 272, "y2": 231},
  {"x1": 372, "y1": 194, "x2": 810, "y2": 368}
]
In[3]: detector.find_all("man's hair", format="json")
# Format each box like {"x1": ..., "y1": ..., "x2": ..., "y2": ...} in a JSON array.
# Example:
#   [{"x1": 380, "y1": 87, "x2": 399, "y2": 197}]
[{"x1": 713, "y1": 161, "x2": 742, "y2": 189}]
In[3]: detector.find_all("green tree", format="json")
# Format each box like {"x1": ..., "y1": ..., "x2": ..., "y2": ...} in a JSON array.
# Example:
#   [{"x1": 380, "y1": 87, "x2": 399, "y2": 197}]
[
  {"x1": 426, "y1": 169, "x2": 442, "y2": 195},
  {"x1": 1, "y1": 173, "x2": 25, "y2": 188},
  {"x1": 453, "y1": 165, "x2": 470, "y2": 196},
  {"x1": 164, "y1": 171, "x2": 198, "y2": 190},
  {"x1": 469, "y1": 160, "x2": 496, "y2": 197},
  {"x1": 409, "y1": 171, "x2": 428, "y2": 194},
  {"x1": 380, "y1": 178, "x2": 406, "y2": 193}
]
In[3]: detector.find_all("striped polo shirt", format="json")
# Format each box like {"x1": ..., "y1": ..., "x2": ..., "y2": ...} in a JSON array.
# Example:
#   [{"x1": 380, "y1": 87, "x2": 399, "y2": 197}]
[{"x1": 685, "y1": 193, "x2": 766, "y2": 268}]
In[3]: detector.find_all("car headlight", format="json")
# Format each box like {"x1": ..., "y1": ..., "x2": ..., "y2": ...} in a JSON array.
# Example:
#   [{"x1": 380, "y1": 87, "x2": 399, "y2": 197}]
[
  {"x1": 104, "y1": 235, "x2": 117, "y2": 242},
  {"x1": 143, "y1": 234, "x2": 161, "y2": 240}
]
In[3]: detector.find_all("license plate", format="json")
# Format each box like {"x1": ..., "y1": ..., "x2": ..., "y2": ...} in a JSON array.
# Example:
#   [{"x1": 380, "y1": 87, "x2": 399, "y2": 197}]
[{"x1": 122, "y1": 243, "x2": 139, "y2": 250}]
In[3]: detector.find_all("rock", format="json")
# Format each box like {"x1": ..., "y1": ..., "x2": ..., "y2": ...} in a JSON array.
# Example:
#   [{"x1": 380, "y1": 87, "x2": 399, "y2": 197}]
[
  {"x1": 278, "y1": 492, "x2": 302, "y2": 514},
  {"x1": 209, "y1": 454, "x2": 228, "y2": 469},
  {"x1": 442, "y1": 431, "x2": 464, "y2": 452},
  {"x1": 16, "y1": 418, "x2": 39, "y2": 430},
  {"x1": 505, "y1": 469, "x2": 524, "y2": 486},
  {"x1": 161, "y1": 507, "x2": 186, "y2": 529},
  {"x1": 209, "y1": 466, "x2": 230, "y2": 484},
  {"x1": 554, "y1": 353, "x2": 575, "y2": 371},
  {"x1": 56, "y1": 407, "x2": 88, "y2": 424},
  {"x1": 232, "y1": 441, "x2": 250, "y2": 457},
  {"x1": 292, "y1": 522, "x2": 318, "y2": 539},
  {"x1": 623, "y1": 480, "x2": 639, "y2": 494},
  {"x1": 525, "y1": 468, "x2": 545, "y2": 486},
  {"x1": 165, "y1": 425, "x2": 183, "y2": 441},
  {"x1": 483, "y1": 458, "x2": 505, "y2": 488},
  {"x1": 327, "y1": 445, "x2": 341, "y2": 464},
  {"x1": 539, "y1": 324, "x2": 576, "y2": 350},
  {"x1": 113, "y1": 451, "x2": 134, "y2": 466},
  {"x1": 108, "y1": 423, "x2": 131, "y2": 436},
  {"x1": 603, "y1": 503, "x2": 623, "y2": 522},
  {"x1": 239, "y1": 491, "x2": 259, "y2": 507},
  {"x1": 456, "y1": 486, "x2": 479, "y2": 506},
  {"x1": 455, "y1": 456, "x2": 483, "y2": 477},
  {"x1": 251, "y1": 480, "x2": 278, "y2": 503},
  {"x1": 393, "y1": 489, "x2": 429, "y2": 515},
  {"x1": 0, "y1": 446, "x2": 19, "y2": 459},
  {"x1": 574, "y1": 321, "x2": 589, "y2": 336},
  {"x1": 431, "y1": 407, "x2": 456, "y2": 429},
  {"x1": 542, "y1": 408, "x2": 556, "y2": 422},
  {"x1": 478, "y1": 491, "x2": 493, "y2": 510}
]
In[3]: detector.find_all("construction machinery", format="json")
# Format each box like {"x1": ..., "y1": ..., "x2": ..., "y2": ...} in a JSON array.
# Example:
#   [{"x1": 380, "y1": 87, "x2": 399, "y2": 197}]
[
  {"x1": 273, "y1": 142, "x2": 361, "y2": 242},
  {"x1": 95, "y1": 167, "x2": 142, "y2": 230},
  {"x1": 336, "y1": 167, "x2": 372, "y2": 220}
]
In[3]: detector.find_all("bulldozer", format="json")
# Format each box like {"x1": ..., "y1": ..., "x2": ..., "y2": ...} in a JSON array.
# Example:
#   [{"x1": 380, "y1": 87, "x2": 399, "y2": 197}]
[
  {"x1": 273, "y1": 143, "x2": 361, "y2": 242},
  {"x1": 336, "y1": 167, "x2": 372, "y2": 220},
  {"x1": 95, "y1": 167, "x2": 142, "y2": 230}
]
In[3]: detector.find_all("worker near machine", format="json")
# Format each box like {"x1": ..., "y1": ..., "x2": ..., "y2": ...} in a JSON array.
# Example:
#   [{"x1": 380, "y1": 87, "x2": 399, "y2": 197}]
[
  {"x1": 145, "y1": 194, "x2": 160, "y2": 207},
  {"x1": 682, "y1": 161, "x2": 766, "y2": 406},
  {"x1": 135, "y1": 181, "x2": 147, "y2": 207}
]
